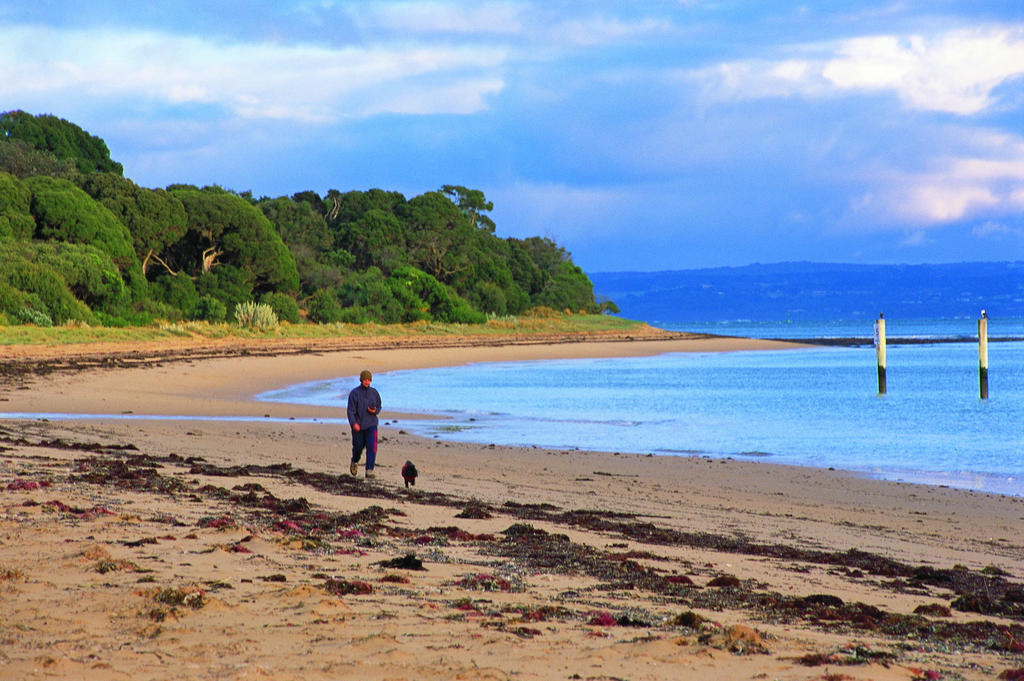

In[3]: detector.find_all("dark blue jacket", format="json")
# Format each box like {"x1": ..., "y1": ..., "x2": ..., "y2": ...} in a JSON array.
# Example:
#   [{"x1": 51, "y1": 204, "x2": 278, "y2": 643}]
[{"x1": 347, "y1": 385, "x2": 382, "y2": 430}]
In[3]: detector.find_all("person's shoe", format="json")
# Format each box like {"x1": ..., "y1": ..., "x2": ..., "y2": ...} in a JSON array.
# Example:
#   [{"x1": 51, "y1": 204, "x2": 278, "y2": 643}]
[
  {"x1": 350, "y1": 461, "x2": 358, "y2": 476},
  {"x1": 365, "y1": 470, "x2": 375, "y2": 479}
]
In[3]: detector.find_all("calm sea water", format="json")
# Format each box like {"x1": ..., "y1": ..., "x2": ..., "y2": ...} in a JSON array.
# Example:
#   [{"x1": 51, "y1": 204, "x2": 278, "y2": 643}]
[
  {"x1": 260, "y1": 318, "x2": 1024, "y2": 497},
  {"x1": 667, "y1": 316, "x2": 1024, "y2": 341}
]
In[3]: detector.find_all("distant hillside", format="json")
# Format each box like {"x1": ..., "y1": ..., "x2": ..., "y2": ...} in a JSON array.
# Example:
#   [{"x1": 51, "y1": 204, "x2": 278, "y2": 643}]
[{"x1": 591, "y1": 262, "x2": 1024, "y2": 325}]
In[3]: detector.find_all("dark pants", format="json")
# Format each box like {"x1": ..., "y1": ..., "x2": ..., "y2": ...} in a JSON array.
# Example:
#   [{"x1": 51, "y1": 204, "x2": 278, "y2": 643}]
[{"x1": 351, "y1": 426, "x2": 377, "y2": 471}]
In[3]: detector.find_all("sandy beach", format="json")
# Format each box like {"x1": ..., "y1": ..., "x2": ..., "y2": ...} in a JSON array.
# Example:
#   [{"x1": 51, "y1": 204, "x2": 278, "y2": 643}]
[{"x1": 2, "y1": 332, "x2": 1023, "y2": 680}]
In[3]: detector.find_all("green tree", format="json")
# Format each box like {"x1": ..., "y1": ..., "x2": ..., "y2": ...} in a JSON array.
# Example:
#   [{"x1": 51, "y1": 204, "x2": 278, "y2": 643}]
[
  {"x1": 441, "y1": 184, "x2": 496, "y2": 233},
  {"x1": 506, "y1": 238, "x2": 546, "y2": 297},
  {"x1": 193, "y1": 295, "x2": 227, "y2": 322},
  {"x1": 0, "y1": 172, "x2": 35, "y2": 239},
  {"x1": 398, "y1": 191, "x2": 475, "y2": 283},
  {"x1": 305, "y1": 288, "x2": 345, "y2": 324},
  {"x1": 452, "y1": 231, "x2": 527, "y2": 315},
  {"x1": 80, "y1": 173, "x2": 187, "y2": 277},
  {"x1": 257, "y1": 195, "x2": 341, "y2": 298},
  {"x1": 335, "y1": 267, "x2": 405, "y2": 323},
  {"x1": 259, "y1": 291, "x2": 301, "y2": 324},
  {"x1": 291, "y1": 190, "x2": 326, "y2": 216},
  {"x1": 33, "y1": 241, "x2": 131, "y2": 316},
  {"x1": 25, "y1": 176, "x2": 136, "y2": 270},
  {"x1": 323, "y1": 189, "x2": 408, "y2": 273},
  {"x1": 515, "y1": 237, "x2": 598, "y2": 312},
  {"x1": 0, "y1": 110, "x2": 122, "y2": 175},
  {"x1": 150, "y1": 272, "x2": 199, "y2": 318},
  {"x1": 167, "y1": 186, "x2": 299, "y2": 307},
  {"x1": 387, "y1": 265, "x2": 486, "y2": 324},
  {"x1": 194, "y1": 265, "x2": 253, "y2": 312},
  {"x1": 336, "y1": 208, "x2": 408, "y2": 273},
  {"x1": 533, "y1": 261, "x2": 598, "y2": 312},
  {"x1": 0, "y1": 138, "x2": 78, "y2": 180},
  {"x1": 322, "y1": 188, "x2": 405, "y2": 232},
  {"x1": 0, "y1": 239, "x2": 99, "y2": 324},
  {"x1": 258, "y1": 196, "x2": 332, "y2": 254}
]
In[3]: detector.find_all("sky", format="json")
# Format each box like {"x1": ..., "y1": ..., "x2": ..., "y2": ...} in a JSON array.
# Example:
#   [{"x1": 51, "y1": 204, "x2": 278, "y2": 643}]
[{"x1": 2, "y1": 2, "x2": 1024, "y2": 273}]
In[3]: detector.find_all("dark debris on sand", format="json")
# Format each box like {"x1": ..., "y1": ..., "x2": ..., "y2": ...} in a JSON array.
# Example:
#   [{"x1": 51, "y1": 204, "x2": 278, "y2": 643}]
[{"x1": 4, "y1": 431, "x2": 1024, "y2": 658}]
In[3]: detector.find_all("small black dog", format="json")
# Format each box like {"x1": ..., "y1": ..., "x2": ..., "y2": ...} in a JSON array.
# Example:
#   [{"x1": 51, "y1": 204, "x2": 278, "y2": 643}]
[{"x1": 401, "y1": 460, "x2": 418, "y2": 488}]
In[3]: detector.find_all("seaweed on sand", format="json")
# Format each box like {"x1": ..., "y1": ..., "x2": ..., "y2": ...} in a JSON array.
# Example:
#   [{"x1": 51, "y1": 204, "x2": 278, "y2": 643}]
[
  {"x1": 486, "y1": 523, "x2": 1024, "y2": 654},
  {"x1": 9, "y1": 433, "x2": 1024, "y2": 659}
]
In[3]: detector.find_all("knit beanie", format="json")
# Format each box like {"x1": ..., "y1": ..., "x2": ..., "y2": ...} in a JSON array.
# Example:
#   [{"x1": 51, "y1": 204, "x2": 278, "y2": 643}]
[{"x1": 359, "y1": 370, "x2": 373, "y2": 381}]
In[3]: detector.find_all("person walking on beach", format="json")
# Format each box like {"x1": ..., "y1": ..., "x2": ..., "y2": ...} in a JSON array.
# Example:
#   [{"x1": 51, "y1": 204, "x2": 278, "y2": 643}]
[{"x1": 347, "y1": 370, "x2": 382, "y2": 479}]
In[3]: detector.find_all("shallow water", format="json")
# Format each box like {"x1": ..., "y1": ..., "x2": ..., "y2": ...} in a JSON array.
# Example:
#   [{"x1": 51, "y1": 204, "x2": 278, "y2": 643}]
[{"x1": 260, "y1": 339, "x2": 1024, "y2": 497}]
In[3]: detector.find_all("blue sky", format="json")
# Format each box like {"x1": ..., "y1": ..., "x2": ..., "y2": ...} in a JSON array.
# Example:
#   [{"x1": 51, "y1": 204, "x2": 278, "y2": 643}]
[{"x1": 2, "y1": 2, "x2": 1023, "y2": 272}]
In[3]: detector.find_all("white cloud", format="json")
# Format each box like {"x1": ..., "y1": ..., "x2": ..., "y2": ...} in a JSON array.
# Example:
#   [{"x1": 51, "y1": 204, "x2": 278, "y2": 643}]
[
  {"x1": 897, "y1": 134, "x2": 1024, "y2": 222},
  {"x1": 1013, "y1": 188, "x2": 1024, "y2": 208},
  {"x1": 823, "y1": 29, "x2": 1024, "y2": 114},
  {"x1": 848, "y1": 133, "x2": 1024, "y2": 227},
  {"x1": 0, "y1": 25, "x2": 509, "y2": 122},
  {"x1": 972, "y1": 221, "x2": 1024, "y2": 239},
  {"x1": 691, "y1": 25, "x2": 1024, "y2": 115},
  {"x1": 898, "y1": 182, "x2": 1000, "y2": 222},
  {"x1": 556, "y1": 16, "x2": 673, "y2": 47},
  {"x1": 347, "y1": 1, "x2": 526, "y2": 36},
  {"x1": 347, "y1": 2, "x2": 674, "y2": 47},
  {"x1": 899, "y1": 230, "x2": 929, "y2": 247}
]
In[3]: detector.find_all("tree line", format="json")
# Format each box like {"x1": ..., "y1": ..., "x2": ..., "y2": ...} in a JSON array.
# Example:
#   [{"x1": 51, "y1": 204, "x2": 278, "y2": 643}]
[{"x1": 0, "y1": 110, "x2": 614, "y2": 327}]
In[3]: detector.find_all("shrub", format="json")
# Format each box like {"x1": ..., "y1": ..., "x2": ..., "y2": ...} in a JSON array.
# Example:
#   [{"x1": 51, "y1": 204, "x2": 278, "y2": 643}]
[
  {"x1": 259, "y1": 291, "x2": 300, "y2": 324},
  {"x1": 0, "y1": 281, "x2": 26, "y2": 316},
  {"x1": 336, "y1": 267, "x2": 407, "y2": 323},
  {"x1": 387, "y1": 266, "x2": 485, "y2": 324},
  {"x1": 12, "y1": 307, "x2": 53, "y2": 327},
  {"x1": 151, "y1": 273, "x2": 199, "y2": 317},
  {"x1": 37, "y1": 241, "x2": 130, "y2": 316},
  {"x1": 195, "y1": 267, "x2": 251, "y2": 317},
  {"x1": 93, "y1": 311, "x2": 130, "y2": 327},
  {"x1": 305, "y1": 289, "x2": 344, "y2": 323},
  {"x1": 524, "y1": 305, "x2": 562, "y2": 318},
  {"x1": 472, "y1": 281, "x2": 508, "y2": 315},
  {"x1": 234, "y1": 300, "x2": 278, "y2": 329},
  {"x1": 0, "y1": 172, "x2": 35, "y2": 239},
  {"x1": 337, "y1": 305, "x2": 370, "y2": 324},
  {"x1": 25, "y1": 175, "x2": 135, "y2": 269},
  {"x1": 3, "y1": 260, "x2": 94, "y2": 324},
  {"x1": 193, "y1": 295, "x2": 227, "y2": 322},
  {"x1": 131, "y1": 298, "x2": 182, "y2": 323}
]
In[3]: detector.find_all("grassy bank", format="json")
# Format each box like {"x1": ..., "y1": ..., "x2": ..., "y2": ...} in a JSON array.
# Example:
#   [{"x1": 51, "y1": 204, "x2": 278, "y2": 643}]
[{"x1": 0, "y1": 313, "x2": 652, "y2": 347}]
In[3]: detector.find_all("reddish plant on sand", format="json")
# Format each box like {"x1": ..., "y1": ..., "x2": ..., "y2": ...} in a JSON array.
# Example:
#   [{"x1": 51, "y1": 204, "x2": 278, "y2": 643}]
[
  {"x1": 85, "y1": 506, "x2": 115, "y2": 517},
  {"x1": 380, "y1": 574, "x2": 410, "y2": 584},
  {"x1": 6, "y1": 479, "x2": 49, "y2": 491},
  {"x1": 665, "y1": 575, "x2": 694, "y2": 585},
  {"x1": 198, "y1": 516, "x2": 235, "y2": 529},
  {"x1": 324, "y1": 578, "x2": 373, "y2": 596},
  {"x1": 587, "y1": 611, "x2": 618, "y2": 626},
  {"x1": 337, "y1": 528, "x2": 365, "y2": 539}
]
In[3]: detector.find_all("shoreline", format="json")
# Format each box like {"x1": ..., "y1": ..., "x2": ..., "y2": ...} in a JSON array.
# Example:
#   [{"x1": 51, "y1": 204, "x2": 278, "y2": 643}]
[{"x1": 3, "y1": 334, "x2": 1024, "y2": 680}]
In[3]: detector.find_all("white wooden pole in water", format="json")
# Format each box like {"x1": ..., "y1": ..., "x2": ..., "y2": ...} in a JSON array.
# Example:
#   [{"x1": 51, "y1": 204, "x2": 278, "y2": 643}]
[
  {"x1": 979, "y1": 310, "x2": 989, "y2": 400},
  {"x1": 874, "y1": 313, "x2": 886, "y2": 395}
]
